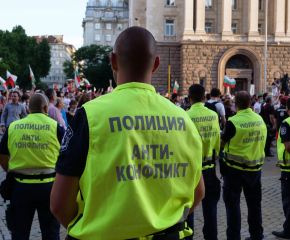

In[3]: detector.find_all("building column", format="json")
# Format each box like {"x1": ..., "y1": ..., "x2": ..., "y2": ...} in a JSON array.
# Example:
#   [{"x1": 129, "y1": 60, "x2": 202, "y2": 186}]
[
  {"x1": 248, "y1": 0, "x2": 259, "y2": 36},
  {"x1": 221, "y1": 0, "x2": 233, "y2": 36},
  {"x1": 195, "y1": 0, "x2": 206, "y2": 35},
  {"x1": 286, "y1": 0, "x2": 290, "y2": 36},
  {"x1": 182, "y1": 0, "x2": 195, "y2": 40},
  {"x1": 274, "y1": 0, "x2": 286, "y2": 36}
]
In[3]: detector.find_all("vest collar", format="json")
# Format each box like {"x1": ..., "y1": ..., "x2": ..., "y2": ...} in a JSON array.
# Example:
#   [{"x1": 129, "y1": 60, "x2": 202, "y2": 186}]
[
  {"x1": 190, "y1": 102, "x2": 204, "y2": 109},
  {"x1": 236, "y1": 108, "x2": 252, "y2": 115},
  {"x1": 114, "y1": 82, "x2": 156, "y2": 93}
]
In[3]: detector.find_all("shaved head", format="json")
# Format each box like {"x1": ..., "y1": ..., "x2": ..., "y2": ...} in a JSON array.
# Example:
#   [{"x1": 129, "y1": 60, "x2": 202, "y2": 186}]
[
  {"x1": 29, "y1": 93, "x2": 49, "y2": 113},
  {"x1": 113, "y1": 27, "x2": 158, "y2": 82},
  {"x1": 235, "y1": 91, "x2": 251, "y2": 110}
]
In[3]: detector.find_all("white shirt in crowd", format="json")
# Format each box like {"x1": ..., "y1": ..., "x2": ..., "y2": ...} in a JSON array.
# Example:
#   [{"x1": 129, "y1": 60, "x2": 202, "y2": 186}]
[
  {"x1": 64, "y1": 97, "x2": 71, "y2": 113},
  {"x1": 207, "y1": 99, "x2": 225, "y2": 118},
  {"x1": 254, "y1": 102, "x2": 261, "y2": 114}
]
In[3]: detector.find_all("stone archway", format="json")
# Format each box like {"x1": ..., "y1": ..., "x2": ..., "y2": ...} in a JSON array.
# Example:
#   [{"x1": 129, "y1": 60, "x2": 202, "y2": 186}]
[{"x1": 218, "y1": 47, "x2": 262, "y2": 94}]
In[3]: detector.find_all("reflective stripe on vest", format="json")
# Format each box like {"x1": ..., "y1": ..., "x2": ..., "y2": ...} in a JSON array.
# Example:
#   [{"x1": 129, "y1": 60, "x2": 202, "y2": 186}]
[
  {"x1": 227, "y1": 153, "x2": 264, "y2": 166},
  {"x1": 279, "y1": 159, "x2": 290, "y2": 164},
  {"x1": 177, "y1": 207, "x2": 190, "y2": 223},
  {"x1": 8, "y1": 168, "x2": 55, "y2": 174},
  {"x1": 203, "y1": 156, "x2": 219, "y2": 162}
]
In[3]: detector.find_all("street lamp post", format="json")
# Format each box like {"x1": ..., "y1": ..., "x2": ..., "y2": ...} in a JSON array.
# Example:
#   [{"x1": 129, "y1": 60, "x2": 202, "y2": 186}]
[{"x1": 264, "y1": 0, "x2": 268, "y2": 93}]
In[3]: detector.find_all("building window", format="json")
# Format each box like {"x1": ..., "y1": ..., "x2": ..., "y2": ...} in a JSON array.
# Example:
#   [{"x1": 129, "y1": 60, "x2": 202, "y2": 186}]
[
  {"x1": 105, "y1": 12, "x2": 113, "y2": 18},
  {"x1": 95, "y1": 23, "x2": 101, "y2": 29},
  {"x1": 165, "y1": 20, "x2": 174, "y2": 36},
  {"x1": 95, "y1": 34, "x2": 100, "y2": 41},
  {"x1": 200, "y1": 79, "x2": 205, "y2": 87},
  {"x1": 52, "y1": 61, "x2": 55, "y2": 65},
  {"x1": 259, "y1": 0, "x2": 262, "y2": 10},
  {"x1": 51, "y1": 69, "x2": 55, "y2": 73},
  {"x1": 106, "y1": 23, "x2": 112, "y2": 29},
  {"x1": 232, "y1": 0, "x2": 237, "y2": 10},
  {"x1": 51, "y1": 46, "x2": 55, "y2": 49},
  {"x1": 56, "y1": 61, "x2": 60, "y2": 65},
  {"x1": 166, "y1": 0, "x2": 175, "y2": 6},
  {"x1": 56, "y1": 53, "x2": 59, "y2": 57},
  {"x1": 205, "y1": 0, "x2": 213, "y2": 9},
  {"x1": 61, "y1": 70, "x2": 63, "y2": 73},
  {"x1": 107, "y1": 1, "x2": 111, "y2": 7},
  {"x1": 205, "y1": 23, "x2": 212, "y2": 33},
  {"x1": 96, "y1": 11, "x2": 100, "y2": 17},
  {"x1": 258, "y1": 24, "x2": 262, "y2": 34},
  {"x1": 231, "y1": 23, "x2": 237, "y2": 33},
  {"x1": 60, "y1": 53, "x2": 63, "y2": 57},
  {"x1": 117, "y1": 24, "x2": 122, "y2": 30},
  {"x1": 52, "y1": 53, "x2": 55, "y2": 57},
  {"x1": 106, "y1": 35, "x2": 112, "y2": 41},
  {"x1": 56, "y1": 69, "x2": 59, "y2": 73}
]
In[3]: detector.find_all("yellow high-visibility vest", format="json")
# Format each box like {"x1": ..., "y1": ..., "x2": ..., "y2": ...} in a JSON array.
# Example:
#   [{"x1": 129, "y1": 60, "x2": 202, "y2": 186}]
[
  {"x1": 8, "y1": 113, "x2": 60, "y2": 183},
  {"x1": 67, "y1": 82, "x2": 203, "y2": 240}
]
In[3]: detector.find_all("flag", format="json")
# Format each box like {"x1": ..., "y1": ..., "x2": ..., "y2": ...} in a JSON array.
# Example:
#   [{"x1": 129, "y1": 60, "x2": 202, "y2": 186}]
[
  {"x1": 84, "y1": 79, "x2": 93, "y2": 88},
  {"x1": 0, "y1": 77, "x2": 6, "y2": 86},
  {"x1": 68, "y1": 79, "x2": 74, "y2": 83},
  {"x1": 173, "y1": 81, "x2": 179, "y2": 93},
  {"x1": 12, "y1": 85, "x2": 20, "y2": 91},
  {"x1": 74, "y1": 67, "x2": 81, "y2": 88},
  {"x1": 29, "y1": 65, "x2": 36, "y2": 85},
  {"x1": 223, "y1": 76, "x2": 236, "y2": 88},
  {"x1": 6, "y1": 70, "x2": 17, "y2": 88}
]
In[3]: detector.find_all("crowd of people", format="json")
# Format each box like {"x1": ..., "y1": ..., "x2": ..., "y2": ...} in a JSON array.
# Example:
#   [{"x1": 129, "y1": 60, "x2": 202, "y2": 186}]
[{"x1": 1, "y1": 26, "x2": 290, "y2": 240}]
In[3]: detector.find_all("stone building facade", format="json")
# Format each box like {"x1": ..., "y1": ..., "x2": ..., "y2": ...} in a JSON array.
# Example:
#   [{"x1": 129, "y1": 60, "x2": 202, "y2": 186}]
[
  {"x1": 83, "y1": 0, "x2": 129, "y2": 47},
  {"x1": 126, "y1": 0, "x2": 290, "y2": 95},
  {"x1": 34, "y1": 35, "x2": 76, "y2": 88}
]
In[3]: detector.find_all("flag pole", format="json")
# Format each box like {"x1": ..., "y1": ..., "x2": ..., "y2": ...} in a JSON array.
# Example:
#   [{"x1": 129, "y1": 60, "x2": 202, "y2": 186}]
[
  {"x1": 168, "y1": 47, "x2": 171, "y2": 99},
  {"x1": 263, "y1": 0, "x2": 268, "y2": 93}
]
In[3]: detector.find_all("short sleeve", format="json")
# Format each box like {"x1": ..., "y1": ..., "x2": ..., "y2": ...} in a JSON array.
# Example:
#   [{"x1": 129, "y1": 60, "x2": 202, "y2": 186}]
[
  {"x1": 55, "y1": 108, "x2": 89, "y2": 177},
  {"x1": 221, "y1": 120, "x2": 236, "y2": 142},
  {"x1": 57, "y1": 124, "x2": 65, "y2": 144},
  {"x1": 0, "y1": 126, "x2": 9, "y2": 155},
  {"x1": 280, "y1": 121, "x2": 290, "y2": 143}
]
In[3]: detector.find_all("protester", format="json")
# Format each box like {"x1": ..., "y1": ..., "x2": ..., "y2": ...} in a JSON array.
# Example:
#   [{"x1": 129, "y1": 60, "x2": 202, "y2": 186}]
[
  {"x1": 261, "y1": 96, "x2": 276, "y2": 157},
  {"x1": 254, "y1": 94, "x2": 263, "y2": 114},
  {"x1": 1, "y1": 91, "x2": 27, "y2": 133},
  {"x1": 272, "y1": 78, "x2": 279, "y2": 96},
  {"x1": 224, "y1": 99, "x2": 236, "y2": 120},
  {"x1": 77, "y1": 93, "x2": 91, "y2": 109},
  {"x1": 64, "y1": 92, "x2": 71, "y2": 113},
  {"x1": 44, "y1": 88, "x2": 66, "y2": 129},
  {"x1": 66, "y1": 100, "x2": 77, "y2": 124}
]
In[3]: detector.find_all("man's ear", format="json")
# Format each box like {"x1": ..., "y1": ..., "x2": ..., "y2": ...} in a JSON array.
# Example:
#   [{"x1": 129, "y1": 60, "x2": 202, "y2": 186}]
[
  {"x1": 152, "y1": 56, "x2": 160, "y2": 73},
  {"x1": 111, "y1": 52, "x2": 117, "y2": 71}
]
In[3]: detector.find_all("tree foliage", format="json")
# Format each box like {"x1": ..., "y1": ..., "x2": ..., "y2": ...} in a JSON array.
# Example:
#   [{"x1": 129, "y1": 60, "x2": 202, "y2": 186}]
[
  {"x1": 63, "y1": 44, "x2": 115, "y2": 91},
  {"x1": 0, "y1": 25, "x2": 51, "y2": 89}
]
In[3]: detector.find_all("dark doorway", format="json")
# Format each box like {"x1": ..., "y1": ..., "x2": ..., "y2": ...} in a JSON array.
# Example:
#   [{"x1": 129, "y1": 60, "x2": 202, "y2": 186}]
[{"x1": 230, "y1": 78, "x2": 247, "y2": 95}]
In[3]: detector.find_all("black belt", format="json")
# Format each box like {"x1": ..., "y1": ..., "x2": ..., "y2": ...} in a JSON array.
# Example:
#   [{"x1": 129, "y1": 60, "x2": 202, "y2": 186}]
[
  {"x1": 225, "y1": 159, "x2": 263, "y2": 170},
  {"x1": 202, "y1": 160, "x2": 215, "y2": 167},
  {"x1": 13, "y1": 172, "x2": 56, "y2": 181},
  {"x1": 66, "y1": 222, "x2": 186, "y2": 240}
]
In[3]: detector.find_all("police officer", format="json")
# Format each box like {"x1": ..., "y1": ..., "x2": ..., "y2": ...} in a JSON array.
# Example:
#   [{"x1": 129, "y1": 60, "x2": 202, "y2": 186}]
[
  {"x1": 0, "y1": 93, "x2": 65, "y2": 240},
  {"x1": 274, "y1": 96, "x2": 289, "y2": 140},
  {"x1": 272, "y1": 98, "x2": 290, "y2": 239},
  {"x1": 50, "y1": 27, "x2": 205, "y2": 240},
  {"x1": 186, "y1": 84, "x2": 220, "y2": 240},
  {"x1": 221, "y1": 91, "x2": 267, "y2": 240}
]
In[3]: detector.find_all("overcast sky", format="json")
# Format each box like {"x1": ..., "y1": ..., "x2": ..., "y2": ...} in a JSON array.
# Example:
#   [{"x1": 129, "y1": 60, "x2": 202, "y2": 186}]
[{"x1": 0, "y1": 0, "x2": 88, "y2": 49}]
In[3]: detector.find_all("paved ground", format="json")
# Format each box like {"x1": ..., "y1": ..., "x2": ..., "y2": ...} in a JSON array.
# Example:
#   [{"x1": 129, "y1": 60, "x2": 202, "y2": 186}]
[{"x1": 0, "y1": 147, "x2": 285, "y2": 240}]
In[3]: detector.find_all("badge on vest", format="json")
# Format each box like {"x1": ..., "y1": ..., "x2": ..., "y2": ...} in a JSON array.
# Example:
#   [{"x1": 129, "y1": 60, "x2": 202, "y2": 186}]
[
  {"x1": 281, "y1": 127, "x2": 287, "y2": 135},
  {"x1": 281, "y1": 112, "x2": 285, "y2": 117},
  {"x1": 60, "y1": 126, "x2": 74, "y2": 152}
]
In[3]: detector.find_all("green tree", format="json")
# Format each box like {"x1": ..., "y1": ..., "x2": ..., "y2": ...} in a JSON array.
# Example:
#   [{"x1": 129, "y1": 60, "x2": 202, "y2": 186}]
[
  {"x1": 0, "y1": 25, "x2": 51, "y2": 89},
  {"x1": 64, "y1": 44, "x2": 115, "y2": 91}
]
